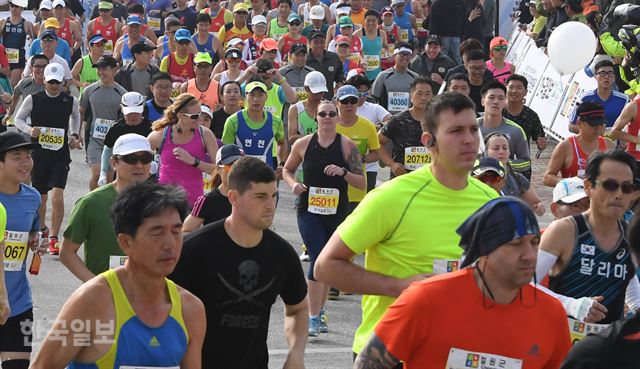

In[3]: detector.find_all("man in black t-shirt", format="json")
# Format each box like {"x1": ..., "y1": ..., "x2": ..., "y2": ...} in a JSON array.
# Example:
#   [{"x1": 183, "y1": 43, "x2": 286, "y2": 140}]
[
  {"x1": 170, "y1": 156, "x2": 308, "y2": 369},
  {"x1": 99, "y1": 92, "x2": 152, "y2": 186}
]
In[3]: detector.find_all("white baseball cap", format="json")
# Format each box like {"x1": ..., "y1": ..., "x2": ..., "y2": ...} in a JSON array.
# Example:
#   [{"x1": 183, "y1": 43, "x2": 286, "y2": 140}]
[
  {"x1": 121, "y1": 91, "x2": 145, "y2": 115},
  {"x1": 44, "y1": 62, "x2": 64, "y2": 82},
  {"x1": 391, "y1": 0, "x2": 404, "y2": 6},
  {"x1": 39, "y1": 0, "x2": 53, "y2": 10},
  {"x1": 310, "y1": 5, "x2": 325, "y2": 20},
  {"x1": 553, "y1": 177, "x2": 588, "y2": 204},
  {"x1": 200, "y1": 105, "x2": 213, "y2": 118},
  {"x1": 304, "y1": 71, "x2": 328, "y2": 94},
  {"x1": 52, "y1": 0, "x2": 66, "y2": 8},
  {"x1": 11, "y1": 0, "x2": 28, "y2": 8},
  {"x1": 252, "y1": 15, "x2": 267, "y2": 25},
  {"x1": 113, "y1": 133, "x2": 154, "y2": 156},
  {"x1": 336, "y1": 6, "x2": 351, "y2": 15}
]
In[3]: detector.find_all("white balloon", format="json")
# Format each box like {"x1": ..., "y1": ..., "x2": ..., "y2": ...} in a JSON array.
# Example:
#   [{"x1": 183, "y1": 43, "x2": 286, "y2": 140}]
[{"x1": 547, "y1": 21, "x2": 597, "y2": 75}]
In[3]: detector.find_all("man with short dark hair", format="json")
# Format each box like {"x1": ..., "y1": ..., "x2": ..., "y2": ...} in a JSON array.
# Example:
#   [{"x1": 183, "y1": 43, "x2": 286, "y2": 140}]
[
  {"x1": 4, "y1": 54, "x2": 48, "y2": 125},
  {"x1": 371, "y1": 42, "x2": 418, "y2": 115},
  {"x1": 465, "y1": 49, "x2": 490, "y2": 112},
  {"x1": 114, "y1": 42, "x2": 159, "y2": 98},
  {"x1": 31, "y1": 181, "x2": 206, "y2": 369},
  {"x1": 354, "y1": 197, "x2": 572, "y2": 369},
  {"x1": 315, "y1": 92, "x2": 497, "y2": 361},
  {"x1": 503, "y1": 74, "x2": 547, "y2": 153},
  {"x1": 539, "y1": 150, "x2": 640, "y2": 324},
  {"x1": 306, "y1": 30, "x2": 343, "y2": 100},
  {"x1": 446, "y1": 72, "x2": 470, "y2": 96},
  {"x1": 170, "y1": 156, "x2": 309, "y2": 369},
  {"x1": 409, "y1": 35, "x2": 455, "y2": 90}
]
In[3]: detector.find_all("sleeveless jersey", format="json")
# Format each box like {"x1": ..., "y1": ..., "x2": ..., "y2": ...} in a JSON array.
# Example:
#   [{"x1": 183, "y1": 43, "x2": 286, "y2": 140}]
[
  {"x1": 235, "y1": 111, "x2": 276, "y2": 168},
  {"x1": 264, "y1": 84, "x2": 284, "y2": 119},
  {"x1": 167, "y1": 53, "x2": 196, "y2": 84},
  {"x1": 361, "y1": 30, "x2": 382, "y2": 81},
  {"x1": 294, "y1": 101, "x2": 317, "y2": 136},
  {"x1": 187, "y1": 78, "x2": 220, "y2": 109},
  {"x1": 393, "y1": 13, "x2": 413, "y2": 43},
  {"x1": 68, "y1": 269, "x2": 189, "y2": 369},
  {"x1": 280, "y1": 34, "x2": 307, "y2": 57},
  {"x1": 79, "y1": 55, "x2": 100, "y2": 89},
  {"x1": 146, "y1": 100, "x2": 164, "y2": 122},
  {"x1": 486, "y1": 60, "x2": 513, "y2": 84},
  {"x1": 268, "y1": 18, "x2": 288, "y2": 41},
  {"x1": 2, "y1": 18, "x2": 26, "y2": 65},
  {"x1": 245, "y1": 36, "x2": 262, "y2": 63},
  {"x1": 204, "y1": 7, "x2": 228, "y2": 33},
  {"x1": 549, "y1": 214, "x2": 635, "y2": 323},
  {"x1": 121, "y1": 35, "x2": 148, "y2": 66},
  {"x1": 192, "y1": 33, "x2": 219, "y2": 64},
  {"x1": 91, "y1": 18, "x2": 118, "y2": 55},
  {"x1": 561, "y1": 136, "x2": 607, "y2": 179},
  {"x1": 57, "y1": 18, "x2": 75, "y2": 49},
  {"x1": 627, "y1": 100, "x2": 640, "y2": 160},
  {"x1": 300, "y1": 133, "x2": 349, "y2": 215}
]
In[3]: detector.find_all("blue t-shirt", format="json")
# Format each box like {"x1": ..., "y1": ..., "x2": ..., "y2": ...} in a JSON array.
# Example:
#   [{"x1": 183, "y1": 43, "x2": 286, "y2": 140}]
[
  {"x1": 570, "y1": 89, "x2": 629, "y2": 127},
  {"x1": 29, "y1": 38, "x2": 72, "y2": 67},
  {"x1": 0, "y1": 184, "x2": 41, "y2": 317}
]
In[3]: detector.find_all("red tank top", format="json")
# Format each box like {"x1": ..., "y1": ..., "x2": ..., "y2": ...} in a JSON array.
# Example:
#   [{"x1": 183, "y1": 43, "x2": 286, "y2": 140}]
[
  {"x1": 91, "y1": 18, "x2": 118, "y2": 45},
  {"x1": 281, "y1": 34, "x2": 307, "y2": 56},
  {"x1": 168, "y1": 53, "x2": 196, "y2": 83},
  {"x1": 206, "y1": 8, "x2": 227, "y2": 33},
  {"x1": 627, "y1": 100, "x2": 640, "y2": 160},
  {"x1": 187, "y1": 78, "x2": 220, "y2": 108},
  {"x1": 57, "y1": 18, "x2": 74, "y2": 47},
  {"x1": 561, "y1": 136, "x2": 607, "y2": 178}
]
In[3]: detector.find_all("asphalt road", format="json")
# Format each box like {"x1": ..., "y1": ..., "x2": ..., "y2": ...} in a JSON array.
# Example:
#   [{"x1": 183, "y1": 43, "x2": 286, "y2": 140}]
[{"x1": 26, "y1": 141, "x2": 558, "y2": 368}]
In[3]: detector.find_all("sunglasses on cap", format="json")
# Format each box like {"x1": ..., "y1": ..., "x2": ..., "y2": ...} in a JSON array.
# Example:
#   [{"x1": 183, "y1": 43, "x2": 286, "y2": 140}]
[
  {"x1": 116, "y1": 152, "x2": 154, "y2": 165},
  {"x1": 339, "y1": 97, "x2": 359, "y2": 105},
  {"x1": 318, "y1": 111, "x2": 338, "y2": 118},
  {"x1": 493, "y1": 45, "x2": 507, "y2": 51},
  {"x1": 594, "y1": 179, "x2": 636, "y2": 194},
  {"x1": 181, "y1": 112, "x2": 201, "y2": 120}
]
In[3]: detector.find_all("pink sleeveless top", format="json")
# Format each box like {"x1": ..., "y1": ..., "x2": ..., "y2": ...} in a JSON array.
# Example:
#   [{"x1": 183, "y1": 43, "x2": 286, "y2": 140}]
[
  {"x1": 159, "y1": 125, "x2": 208, "y2": 206},
  {"x1": 486, "y1": 60, "x2": 513, "y2": 84}
]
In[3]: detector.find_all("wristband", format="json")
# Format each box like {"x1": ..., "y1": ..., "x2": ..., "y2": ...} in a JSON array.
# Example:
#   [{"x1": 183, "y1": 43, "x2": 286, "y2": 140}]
[
  {"x1": 192, "y1": 158, "x2": 200, "y2": 167},
  {"x1": 341, "y1": 167, "x2": 348, "y2": 177}
]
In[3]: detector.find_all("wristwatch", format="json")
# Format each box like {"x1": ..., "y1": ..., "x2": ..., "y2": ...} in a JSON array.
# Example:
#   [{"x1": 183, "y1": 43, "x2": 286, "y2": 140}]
[
  {"x1": 341, "y1": 167, "x2": 348, "y2": 177},
  {"x1": 192, "y1": 158, "x2": 200, "y2": 167}
]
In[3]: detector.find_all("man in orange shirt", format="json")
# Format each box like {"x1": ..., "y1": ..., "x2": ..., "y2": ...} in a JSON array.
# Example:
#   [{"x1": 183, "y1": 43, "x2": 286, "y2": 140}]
[{"x1": 355, "y1": 197, "x2": 572, "y2": 369}]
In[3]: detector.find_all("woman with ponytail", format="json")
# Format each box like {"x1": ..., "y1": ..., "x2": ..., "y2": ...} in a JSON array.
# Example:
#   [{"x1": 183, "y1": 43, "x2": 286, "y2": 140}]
[{"x1": 148, "y1": 93, "x2": 219, "y2": 206}]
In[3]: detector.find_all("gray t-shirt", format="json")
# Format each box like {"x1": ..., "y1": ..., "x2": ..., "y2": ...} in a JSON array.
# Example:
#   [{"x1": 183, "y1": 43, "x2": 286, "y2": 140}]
[
  {"x1": 479, "y1": 117, "x2": 531, "y2": 165},
  {"x1": 14, "y1": 77, "x2": 44, "y2": 98},
  {"x1": 80, "y1": 82, "x2": 127, "y2": 143},
  {"x1": 371, "y1": 68, "x2": 419, "y2": 114},
  {"x1": 130, "y1": 68, "x2": 153, "y2": 98}
]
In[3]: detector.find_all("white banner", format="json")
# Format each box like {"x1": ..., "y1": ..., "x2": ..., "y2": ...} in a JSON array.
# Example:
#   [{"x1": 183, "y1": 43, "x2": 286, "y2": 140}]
[
  {"x1": 550, "y1": 70, "x2": 596, "y2": 140},
  {"x1": 515, "y1": 44, "x2": 548, "y2": 104}
]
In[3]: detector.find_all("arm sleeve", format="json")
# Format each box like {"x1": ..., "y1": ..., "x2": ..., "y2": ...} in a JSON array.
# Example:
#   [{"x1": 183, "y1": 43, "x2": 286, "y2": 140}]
[
  {"x1": 100, "y1": 146, "x2": 112, "y2": 178},
  {"x1": 14, "y1": 95, "x2": 33, "y2": 135},
  {"x1": 625, "y1": 274, "x2": 640, "y2": 313},
  {"x1": 599, "y1": 32, "x2": 627, "y2": 59},
  {"x1": 274, "y1": 117, "x2": 285, "y2": 142},
  {"x1": 532, "y1": 16, "x2": 547, "y2": 35},
  {"x1": 371, "y1": 74, "x2": 384, "y2": 101},
  {"x1": 69, "y1": 98, "x2": 81, "y2": 136},
  {"x1": 159, "y1": 56, "x2": 169, "y2": 72}
]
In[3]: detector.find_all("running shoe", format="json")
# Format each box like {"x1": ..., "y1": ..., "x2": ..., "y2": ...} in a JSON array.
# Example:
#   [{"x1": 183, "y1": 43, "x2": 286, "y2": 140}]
[
  {"x1": 327, "y1": 287, "x2": 340, "y2": 300},
  {"x1": 308, "y1": 316, "x2": 320, "y2": 337},
  {"x1": 319, "y1": 308, "x2": 328, "y2": 333},
  {"x1": 299, "y1": 245, "x2": 309, "y2": 262},
  {"x1": 48, "y1": 236, "x2": 60, "y2": 255}
]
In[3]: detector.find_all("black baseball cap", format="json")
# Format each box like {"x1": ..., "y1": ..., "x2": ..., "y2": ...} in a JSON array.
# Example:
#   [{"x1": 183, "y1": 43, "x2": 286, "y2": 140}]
[
  {"x1": 131, "y1": 42, "x2": 157, "y2": 54},
  {"x1": 290, "y1": 43, "x2": 307, "y2": 54},
  {"x1": 309, "y1": 30, "x2": 326, "y2": 40},
  {"x1": 576, "y1": 101, "x2": 607, "y2": 126},
  {"x1": 215, "y1": 144, "x2": 245, "y2": 165},
  {"x1": 92, "y1": 55, "x2": 118, "y2": 68},
  {"x1": 427, "y1": 34, "x2": 442, "y2": 45},
  {"x1": 0, "y1": 131, "x2": 40, "y2": 154}
]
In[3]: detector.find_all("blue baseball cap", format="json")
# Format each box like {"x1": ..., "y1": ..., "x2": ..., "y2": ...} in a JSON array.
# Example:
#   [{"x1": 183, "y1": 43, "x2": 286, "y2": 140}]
[
  {"x1": 41, "y1": 29, "x2": 58, "y2": 40},
  {"x1": 175, "y1": 28, "x2": 192, "y2": 42},
  {"x1": 126, "y1": 15, "x2": 142, "y2": 25},
  {"x1": 88, "y1": 34, "x2": 106, "y2": 45},
  {"x1": 336, "y1": 85, "x2": 359, "y2": 101}
]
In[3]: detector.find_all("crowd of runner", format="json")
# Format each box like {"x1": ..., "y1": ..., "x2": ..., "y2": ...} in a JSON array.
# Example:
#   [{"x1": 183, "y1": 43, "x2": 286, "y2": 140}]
[{"x1": 0, "y1": 0, "x2": 636, "y2": 367}]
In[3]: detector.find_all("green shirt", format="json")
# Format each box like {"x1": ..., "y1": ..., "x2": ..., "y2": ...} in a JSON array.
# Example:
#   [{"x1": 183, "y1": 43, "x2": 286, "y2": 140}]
[
  {"x1": 337, "y1": 165, "x2": 497, "y2": 353},
  {"x1": 531, "y1": 15, "x2": 547, "y2": 35},
  {"x1": 63, "y1": 184, "x2": 123, "y2": 275},
  {"x1": 221, "y1": 109, "x2": 286, "y2": 145},
  {"x1": 0, "y1": 203, "x2": 6, "y2": 241}
]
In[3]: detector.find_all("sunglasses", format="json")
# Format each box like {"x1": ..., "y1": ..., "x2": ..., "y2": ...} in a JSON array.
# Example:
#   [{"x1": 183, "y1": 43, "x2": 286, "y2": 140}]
[
  {"x1": 9, "y1": 3, "x2": 22, "y2": 8},
  {"x1": 99, "y1": 8, "x2": 111, "y2": 11},
  {"x1": 557, "y1": 200, "x2": 589, "y2": 210},
  {"x1": 479, "y1": 171, "x2": 502, "y2": 183},
  {"x1": 177, "y1": 40, "x2": 191, "y2": 45},
  {"x1": 339, "y1": 97, "x2": 359, "y2": 105},
  {"x1": 46, "y1": 79, "x2": 62, "y2": 85},
  {"x1": 493, "y1": 45, "x2": 507, "y2": 51},
  {"x1": 318, "y1": 111, "x2": 338, "y2": 118},
  {"x1": 117, "y1": 152, "x2": 154, "y2": 165},
  {"x1": 42, "y1": 38, "x2": 56, "y2": 42},
  {"x1": 595, "y1": 179, "x2": 636, "y2": 194},
  {"x1": 359, "y1": 92, "x2": 369, "y2": 98},
  {"x1": 181, "y1": 112, "x2": 201, "y2": 120},
  {"x1": 289, "y1": 21, "x2": 301, "y2": 26},
  {"x1": 235, "y1": 11, "x2": 248, "y2": 15}
]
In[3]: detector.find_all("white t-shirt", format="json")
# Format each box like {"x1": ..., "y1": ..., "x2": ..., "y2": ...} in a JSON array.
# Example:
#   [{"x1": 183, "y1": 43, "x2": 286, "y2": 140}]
[
  {"x1": 357, "y1": 102, "x2": 391, "y2": 172},
  {"x1": 23, "y1": 54, "x2": 72, "y2": 80}
]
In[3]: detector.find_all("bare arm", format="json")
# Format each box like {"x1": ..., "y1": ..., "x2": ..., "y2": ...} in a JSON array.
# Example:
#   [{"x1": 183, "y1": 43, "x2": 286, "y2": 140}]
[
  {"x1": 363, "y1": 149, "x2": 379, "y2": 164},
  {"x1": 282, "y1": 299, "x2": 308, "y2": 369},
  {"x1": 182, "y1": 214, "x2": 205, "y2": 233},
  {"x1": 287, "y1": 104, "x2": 302, "y2": 144},
  {"x1": 277, "y1": 137, "x2": 290, "y2": 166},
  {"x1": 612, "y1": 102, "x2": 638, "y2": 144},
  {"x1": 521, "y1": 186, "x2": 545, "y2": 216},
  {"x1": 282, "y1": 138, "x2": 306, "y2": 194},
  {"x1": 353, "y1": 334, "x2": 400, "y2": 369},
  {"x1": 343, "y1": 138, "x2": 366, "y2": 190},
  {"x1": 377, "y1": 131, "x2": 406, "y2": 176},
  {"x1": 179, "y1": 291, "x2": 207, "y2": 369},
  {"x1": 59, "y1": 238, "x2": 96, "y2": 282},
  {"x1": 315, "y1": 232, "x2": 429, "y2": 298},
  {"x1": 278, "y1": 76, "x2": 298, "y2": 104},
  {"x1": 543, "y1": 140, "x2": 568, "y2": 187},
  {"x1": 71, "y1": 58, "x2": 84, "y2": 88}
]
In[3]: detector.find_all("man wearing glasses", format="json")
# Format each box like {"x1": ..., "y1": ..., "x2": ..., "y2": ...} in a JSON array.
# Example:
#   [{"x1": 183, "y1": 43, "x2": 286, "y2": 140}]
[
  {"x1": 22, "y1": 30, "x2": 71, "y2": 81},
  {"x1": 60, "y1": 133, "x2": 153, "y2": 282},
  {"x1": 13, "y1": 63, "x2": 81, "y2": 257},
  {"x1": 538, "y1": 150, "x2": 640, "y2": 325},
  {"x1": 570, "y1": 60, "x2": 628, "y2": 134},
  {"x1": 4, "y1": 54, "x2": 48, "y2": 126},
  {"x1": 218, "y1": 3, "x2": 253, "y2": 48}
]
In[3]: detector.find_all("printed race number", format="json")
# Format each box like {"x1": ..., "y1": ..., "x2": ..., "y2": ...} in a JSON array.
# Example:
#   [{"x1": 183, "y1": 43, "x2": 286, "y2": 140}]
[
  {"x1": 38, "y1": 127, "x2": 65, "y2": 151},
  {"x1": 3, "y1": 231, "x2": 29, "y2": 272},
  {"x1": 308, "y1": 187, "x2": 339, "y2": 215},
  {"x1": 92, "y1": 118, "x2": 116, "y2": 140},
  {"x1": 363, "y1": 55, "x2": 380, "y2": 71},
  {"x1": 404, "y1": 146, "x2": 430, "y2": 170},
  {"x1": 568, "y1": 318, "x2": 609, "y2": 344}
]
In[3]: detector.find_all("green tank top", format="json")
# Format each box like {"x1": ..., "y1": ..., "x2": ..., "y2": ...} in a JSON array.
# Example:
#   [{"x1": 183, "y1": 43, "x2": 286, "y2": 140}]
[
  {"x1": 79, "y1": 55, "x2": 100, "y2": 93},
  {"x1": 295, "y1": 101, "x2": 317, "y2": 136},
  {"x1": 265, "y1": 84, "x2": 284, "y2": 119},
  {"x1": 268, "y1": 18, "x2": 289, "y2": 41}
]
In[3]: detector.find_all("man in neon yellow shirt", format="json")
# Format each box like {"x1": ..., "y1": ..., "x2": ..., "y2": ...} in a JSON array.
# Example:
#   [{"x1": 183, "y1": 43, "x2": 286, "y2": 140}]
[
  {"x1": 315, "y1": 92, "x2": 498, "y2": 359},
  {"x1": 334, "y1": 85, "x2": 380, "y2": 211}
]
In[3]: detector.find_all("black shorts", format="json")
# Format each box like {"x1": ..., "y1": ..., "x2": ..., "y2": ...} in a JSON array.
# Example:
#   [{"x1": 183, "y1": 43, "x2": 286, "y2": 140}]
[
  {"x1": 0, "y1": 309, "x2": 33, "y2": 352},
  {"x1": 31, "y1": 149, "x2": 71, "y2": 194}
]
